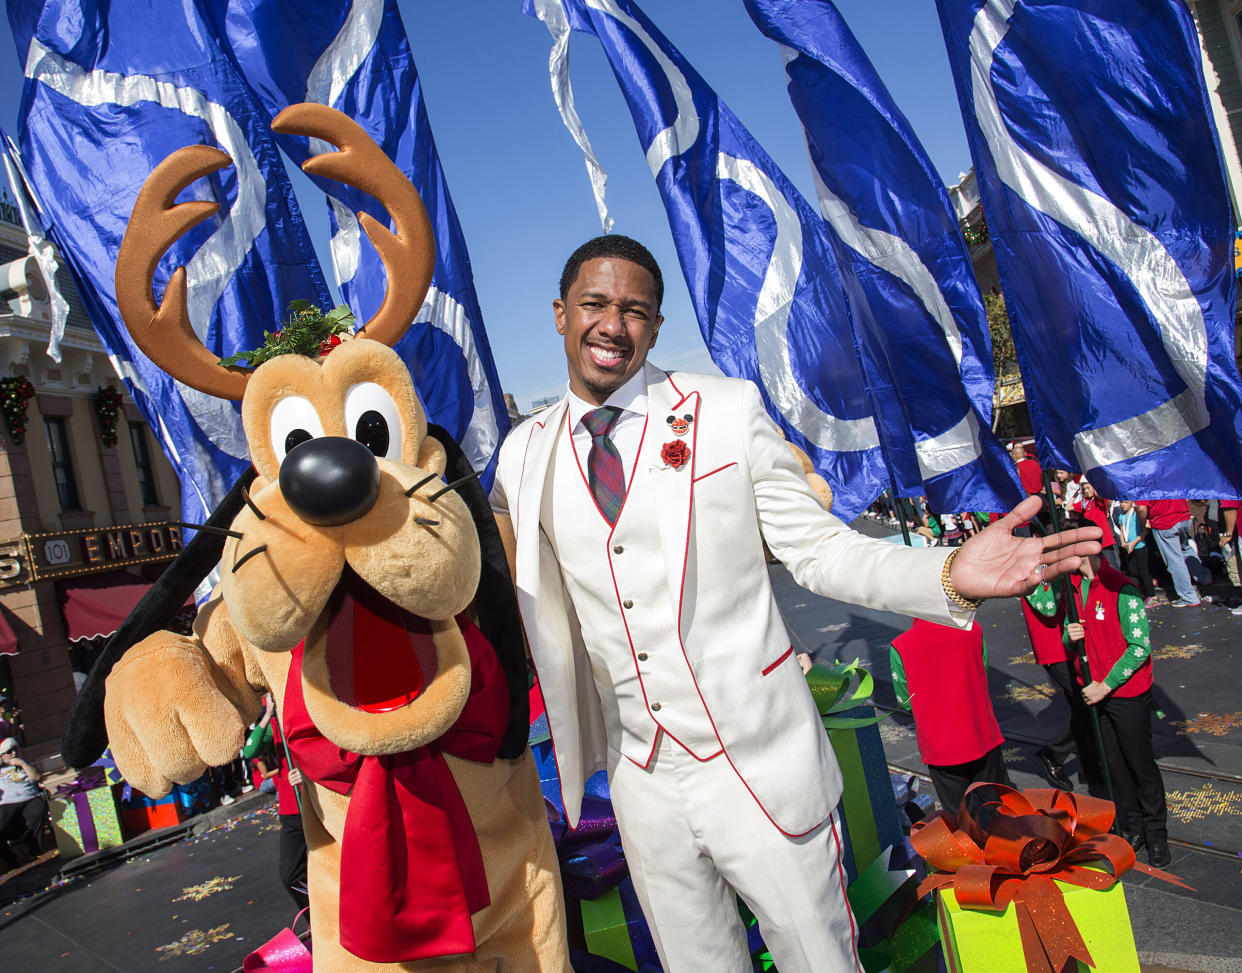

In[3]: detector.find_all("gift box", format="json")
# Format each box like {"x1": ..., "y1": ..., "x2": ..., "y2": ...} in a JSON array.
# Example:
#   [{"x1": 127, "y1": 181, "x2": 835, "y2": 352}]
[
  {"x1": 50, "y1": 775, "x2": 125, "y2": 859},
  {"x1": 936, "y1": 878, "x2": 1139, "y2": 973},
  {"x1": 911, "y1": 786, "x2": 1186, "y2": 973},
  {"x1": 121, "y1": 788, "x2": 190, "y2": 836}
]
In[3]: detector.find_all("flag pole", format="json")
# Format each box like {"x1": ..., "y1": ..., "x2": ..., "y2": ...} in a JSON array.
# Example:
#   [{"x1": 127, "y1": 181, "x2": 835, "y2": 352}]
[
  {"x1": 886, "y1": 472, "x2": 914, "y2": 548},
  {"x1": 1040, "y1": 468, "x2": 1116, "y2": 811}
]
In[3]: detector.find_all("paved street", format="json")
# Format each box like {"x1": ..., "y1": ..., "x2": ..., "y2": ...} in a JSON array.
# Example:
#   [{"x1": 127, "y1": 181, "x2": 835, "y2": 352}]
[{"x1": 1, "y1": 521, "x2": 1239, "y2": 971}]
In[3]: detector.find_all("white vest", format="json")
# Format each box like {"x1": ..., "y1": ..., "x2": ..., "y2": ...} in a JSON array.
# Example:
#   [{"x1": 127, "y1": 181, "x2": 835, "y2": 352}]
[{"x1": 541, "y1": 420, "x2": 719, "y2": 765}]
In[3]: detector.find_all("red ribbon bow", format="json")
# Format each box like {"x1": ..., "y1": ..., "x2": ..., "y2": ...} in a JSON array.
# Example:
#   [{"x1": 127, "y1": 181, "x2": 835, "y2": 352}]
[
  {"x1": 910, "y1": 783, "x2": 1190, "y2": 973},
  {"x1": 282, "y1": 614, "x2": 509, "y2": 963}
]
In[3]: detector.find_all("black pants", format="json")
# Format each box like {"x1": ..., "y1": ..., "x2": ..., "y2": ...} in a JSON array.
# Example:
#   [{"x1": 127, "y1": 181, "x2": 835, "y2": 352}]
[
  {"x1": 1119, "y1": 546, "x2": 1155, "y2": 598},
  {"x1": 0, "y1": 794, "x2": 48, "y2": 865},
  {"x1": 1096, "y1": 691, "x2": 1167, "y2": 842},
  {"x1": 928, "y1": 745, "x2": 1012, "y2": 815},
  {"x1": 1042, "y1": 661, "x2": 1103, "y2": 782},
  {"x1": 278, "y1": 812, "x2": 309, "y2": 910}
]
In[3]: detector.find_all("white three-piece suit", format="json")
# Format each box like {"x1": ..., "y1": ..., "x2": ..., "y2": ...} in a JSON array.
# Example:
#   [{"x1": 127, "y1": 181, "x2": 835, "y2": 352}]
[{"x1": 491, "y1": 363, "x2": 966, "y2": 971}]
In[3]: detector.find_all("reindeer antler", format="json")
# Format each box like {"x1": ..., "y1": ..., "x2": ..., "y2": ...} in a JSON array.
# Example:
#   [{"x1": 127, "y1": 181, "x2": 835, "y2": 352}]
[
  {"x1": 272, "y1": 103, "x2": 435, "y2": 348},
  {"x1": 114, "y1": 146, "x2": 251, "y2": 400}
]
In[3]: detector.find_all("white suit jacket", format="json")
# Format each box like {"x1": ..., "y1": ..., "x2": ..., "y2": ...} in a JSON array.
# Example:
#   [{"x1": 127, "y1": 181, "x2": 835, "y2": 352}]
[{"x1": 491, "y1": 364, "x2": 965, "y2": 834}]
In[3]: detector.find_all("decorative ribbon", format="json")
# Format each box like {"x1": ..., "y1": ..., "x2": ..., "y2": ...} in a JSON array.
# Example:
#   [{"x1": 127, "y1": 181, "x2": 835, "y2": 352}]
[
  {"x1": 91, "y1": 748, "x2": 133, "y2": 800},
  {"x1": 55, "y1": 769, "x2": 108, "y2": 854},
  {"x1": 807, "y1": 659, "x2": 888, "y2": 731},
  {"x1": 281, "y1": 613, "x2": 509, "y2": 964},
  {"x1": 910, "y1": 783, "x2": 1192, "y2": 973}
]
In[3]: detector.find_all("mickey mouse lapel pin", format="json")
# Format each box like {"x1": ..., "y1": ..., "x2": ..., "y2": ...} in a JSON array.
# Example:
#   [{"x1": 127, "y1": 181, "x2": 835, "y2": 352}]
[{"x1": 666, "y1": 413, "x2": 693, "y2": 437}]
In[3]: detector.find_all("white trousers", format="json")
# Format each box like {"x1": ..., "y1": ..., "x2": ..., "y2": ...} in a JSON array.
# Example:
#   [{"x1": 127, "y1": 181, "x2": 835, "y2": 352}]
[{"x1": 607, "y1": 733, "x2": 863, "y2": 973}]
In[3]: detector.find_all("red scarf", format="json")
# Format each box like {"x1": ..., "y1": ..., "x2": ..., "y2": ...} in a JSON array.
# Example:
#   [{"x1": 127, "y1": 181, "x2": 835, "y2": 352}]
[{"x1": 282, "y1": 613, "x2": 509, "y2": 962}]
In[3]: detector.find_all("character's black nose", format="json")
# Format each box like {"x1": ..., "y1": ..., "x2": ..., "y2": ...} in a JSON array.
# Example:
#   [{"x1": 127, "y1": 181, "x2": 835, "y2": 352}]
[{"x1": 279, "y1": 437, "x2": 380, "y2": 527}]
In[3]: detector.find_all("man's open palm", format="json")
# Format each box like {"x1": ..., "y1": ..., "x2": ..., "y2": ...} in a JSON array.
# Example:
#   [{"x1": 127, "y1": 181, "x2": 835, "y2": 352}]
[{"x1": 949, "y1": 496, "x2": 1102, "y2": 601}]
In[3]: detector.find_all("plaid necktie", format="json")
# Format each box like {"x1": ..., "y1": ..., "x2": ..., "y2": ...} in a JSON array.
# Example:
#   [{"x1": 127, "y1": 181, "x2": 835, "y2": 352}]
[{"x1": 582, "y1": 406, "x2": 626, "y2": 525}]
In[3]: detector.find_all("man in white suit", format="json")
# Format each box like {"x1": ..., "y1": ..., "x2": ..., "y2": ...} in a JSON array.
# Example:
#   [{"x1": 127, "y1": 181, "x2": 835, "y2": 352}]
[{"x1": 490, "y1": 236, "x2": 1099, "y2": 972}]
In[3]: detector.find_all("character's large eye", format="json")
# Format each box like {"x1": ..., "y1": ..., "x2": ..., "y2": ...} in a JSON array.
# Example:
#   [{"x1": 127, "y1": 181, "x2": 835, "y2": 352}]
[
  {"x1": 270, "y1": 395, "x2": 326, "y2": 465},
  {"x1": 343, "y1": 382, "x2": 403, "y2": 461}
]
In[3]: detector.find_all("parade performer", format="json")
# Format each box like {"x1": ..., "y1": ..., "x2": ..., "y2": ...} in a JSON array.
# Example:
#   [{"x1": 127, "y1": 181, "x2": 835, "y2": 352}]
[
  {"x1": 489, "y1": 235, "x2": 1102, "y2": 973},
  {"x1": 889, "y1": 620, "x2": 1011, "y2": 813},
  {"x1": 92, "y1": 105, "x2": 571, "y2": 972},
  {"x1": 1026, "y1": 554, "x2": 1170, "y2": 868},
  {"x1": 1022, "y1": 583, "x2": 1102, "y2": 791}
]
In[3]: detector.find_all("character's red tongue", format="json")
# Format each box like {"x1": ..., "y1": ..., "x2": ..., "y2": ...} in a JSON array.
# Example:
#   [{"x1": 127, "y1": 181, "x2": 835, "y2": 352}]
[{"x1": 324, "y1": 570, "x2": 439, "y2": 713}]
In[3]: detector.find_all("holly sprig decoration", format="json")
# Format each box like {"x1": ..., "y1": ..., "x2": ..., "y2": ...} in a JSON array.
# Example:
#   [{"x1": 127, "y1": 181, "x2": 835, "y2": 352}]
[
  {"x1": 94, "y1": 385, "x2": 124, "y2": 448},
  {"x1": 218, "y1": 301, "x2": 357, "y2": 369},
  {"x1": 0, "y1": 376, "x2": 36, "y2": 445}
]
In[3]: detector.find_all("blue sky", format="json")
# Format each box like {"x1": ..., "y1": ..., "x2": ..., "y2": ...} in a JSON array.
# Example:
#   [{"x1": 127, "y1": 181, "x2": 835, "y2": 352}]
[{"x1": 0, "y1": 0, "x2": 974, "y2": 411}]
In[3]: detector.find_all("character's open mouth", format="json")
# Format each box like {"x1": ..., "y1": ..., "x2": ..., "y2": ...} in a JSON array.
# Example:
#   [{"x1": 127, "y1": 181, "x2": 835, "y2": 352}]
[{"x1": 322, "y1": 567, "x2": 439, "y2": 713}]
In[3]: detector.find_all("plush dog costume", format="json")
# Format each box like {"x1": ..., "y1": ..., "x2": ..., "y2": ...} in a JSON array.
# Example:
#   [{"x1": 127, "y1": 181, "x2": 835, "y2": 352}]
[{"x1": 76, "y1": 104, "x2": 570, "y2": 972}]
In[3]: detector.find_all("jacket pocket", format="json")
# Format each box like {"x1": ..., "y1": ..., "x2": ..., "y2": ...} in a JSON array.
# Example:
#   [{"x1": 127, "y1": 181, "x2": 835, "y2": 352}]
[
  {"x1": 692, "y1": 461, "x2": 738, "y2": 483},
  {"x1": 761, "y1": 645, "x2": 794, "y2": 676}
]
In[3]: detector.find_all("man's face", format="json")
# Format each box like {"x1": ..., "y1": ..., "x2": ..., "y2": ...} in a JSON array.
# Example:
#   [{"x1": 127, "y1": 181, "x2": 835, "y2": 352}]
[
  {"x1": 555, "y1": 257, "x2": 662, "y2": 406},
  {"x1": 1011, "y1": 443, "x2": 1026, "y2": 461}
]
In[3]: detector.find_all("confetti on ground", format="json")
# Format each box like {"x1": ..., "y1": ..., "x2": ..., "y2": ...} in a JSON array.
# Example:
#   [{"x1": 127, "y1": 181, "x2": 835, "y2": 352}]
[
  {"x1": 1170, "y1": 711, "x2": 1242, "y2": 737},
  {"x1": 1153, "y1": 642, "x2": 1211, "y2": 661},
  {"x1": 174, "y1": 876, "x2": 243, "y2": 902},
  {"x1": 1003, "y1": 683, "x2": 1057, "y2": 704},
  {"x1": 155, "y1": 923, "x2": 236, "y2": 959},
  {"x1": 1166, "y1": 783, "x2": 1242, "y2": 823}
]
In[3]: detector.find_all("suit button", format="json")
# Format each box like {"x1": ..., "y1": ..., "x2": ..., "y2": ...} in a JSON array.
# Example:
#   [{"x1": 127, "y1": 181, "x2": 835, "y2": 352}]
[
  {"x1": 613, "y1": 544, "x2": 624, "y2": 554},
  {"x1": 637, "y1": 652, "x2": 648, "y2": 661},
  {"x1": 623, "y1": 599, "x2": 633, "y2": 609},
  {"x1": 651, "y1": 702, "x2": 662, "y2": 712}
]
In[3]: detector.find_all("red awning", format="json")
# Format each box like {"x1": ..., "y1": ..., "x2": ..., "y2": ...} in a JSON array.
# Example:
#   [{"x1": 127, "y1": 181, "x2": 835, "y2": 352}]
[
  {"x1": 0, "y1": 605, "x2": 17, "y2": 656},
  {"x1": 58, "y1": 572, "x2": 187, "y2": 643}
]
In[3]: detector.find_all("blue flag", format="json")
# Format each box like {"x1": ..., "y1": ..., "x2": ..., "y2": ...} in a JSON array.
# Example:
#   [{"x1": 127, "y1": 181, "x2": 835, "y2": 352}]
[
  {"x1": 525, "y1": 0, "x2": 888, "y2": 520},
  {"x1": 936, "y1": 0, "x2": 1242, "y2": 497},
  {"x1": 201, "y1": 0, "x2": 510, "y2": 487},
  {"x1": 8, "y1": 0, "x2": 332, "y2": 528},
  {"x1": 745, "y1": 0, "x2": 1023, "y2": 514}
]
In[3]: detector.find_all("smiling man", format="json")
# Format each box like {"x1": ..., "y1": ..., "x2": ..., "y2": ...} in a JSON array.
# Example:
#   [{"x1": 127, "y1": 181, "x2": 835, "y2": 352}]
[{"x1": 490, "y1": 235, "x2": 1101, "y2": 973}]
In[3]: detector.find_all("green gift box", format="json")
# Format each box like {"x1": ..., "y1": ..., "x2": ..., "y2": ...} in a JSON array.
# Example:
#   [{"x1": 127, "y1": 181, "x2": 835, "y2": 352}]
[
  {"x1": 936, "y1": 876, "x2": 1140, "y2": 973},
  {"x1": 49, "y1": 781, "x2": 125, "y2": 859},
  {"x1": 580, "y1": 887, "x2": 638, "y2": 970}
]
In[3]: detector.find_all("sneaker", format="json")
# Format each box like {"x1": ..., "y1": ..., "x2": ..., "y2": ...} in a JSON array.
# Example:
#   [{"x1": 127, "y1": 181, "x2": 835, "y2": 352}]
[
  {"x1": 240, "y1": 784, "x2": 255, "y2": 793},
  {"x1": 1168, "y1": 599, "x2": 1201, "y2": 608},
  {"x1": 1231, "y1": 604, "x2": 1242, "y2": 616},
  {"x1": 219, "y1": 793, "x2": 236, "y2": 806}
]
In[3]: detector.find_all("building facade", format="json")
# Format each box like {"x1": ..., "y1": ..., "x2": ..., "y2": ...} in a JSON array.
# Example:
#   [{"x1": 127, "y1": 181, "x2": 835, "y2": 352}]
[{"x1": 0, "y1": 203, "x2": 182, "y2": 765}]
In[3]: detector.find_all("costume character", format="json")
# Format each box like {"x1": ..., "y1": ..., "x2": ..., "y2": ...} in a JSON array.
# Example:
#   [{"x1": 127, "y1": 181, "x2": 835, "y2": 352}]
[
  {"x1": 889, "y1": 620, "x2": 1010, "y2": 813},
  {"x1": 68, "y1": 104, "x2": 570, "y2": 972},
  {"x1": 1026, "y1": 557, "x2": 1169, "y2": 867}
]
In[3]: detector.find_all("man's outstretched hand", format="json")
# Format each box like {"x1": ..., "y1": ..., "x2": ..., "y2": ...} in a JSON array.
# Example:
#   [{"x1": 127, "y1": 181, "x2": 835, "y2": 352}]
[{"x1": 949, "y1": 496, "x2": 1101, "y2": 602}]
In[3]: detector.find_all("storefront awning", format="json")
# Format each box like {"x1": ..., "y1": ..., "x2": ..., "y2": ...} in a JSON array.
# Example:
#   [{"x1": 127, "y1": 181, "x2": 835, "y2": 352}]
[
  {"x1": 0, "y1": 605, "x2": 17, "y2": 656},
  {"x1": 58, "y1": 571, "x2": 188, "y2": 643}
]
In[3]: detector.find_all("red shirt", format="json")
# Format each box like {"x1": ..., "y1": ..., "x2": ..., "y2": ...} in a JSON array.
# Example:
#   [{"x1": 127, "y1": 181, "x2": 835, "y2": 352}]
[
  {"x1": 1141, "y1": 499, "x2": 1190, "y2": 531},
  {"x1": 1075, "y1": 496, "x2": 1115, "y2": 547},
  {"x1": 1016, "y1": 457, "x2": 1043, "y2": 495}
]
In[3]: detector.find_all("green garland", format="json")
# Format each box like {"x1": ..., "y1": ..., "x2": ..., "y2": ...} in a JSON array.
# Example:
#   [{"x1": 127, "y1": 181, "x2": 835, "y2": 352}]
[
  {"x1": 219, "y1": 301, "x2": 356, "y2": 369},
  {"x1": 0, "y1": 376, "x2": 36, "y2": 445},
  {"x1": 95, "y1": 385, "x2": 125, "y2": 448}
]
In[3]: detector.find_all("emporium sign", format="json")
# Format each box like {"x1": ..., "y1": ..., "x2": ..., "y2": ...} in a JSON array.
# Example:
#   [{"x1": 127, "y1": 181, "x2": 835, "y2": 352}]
[{"x1": 0, "y1": 521, "x2": 184, "y2": 585}]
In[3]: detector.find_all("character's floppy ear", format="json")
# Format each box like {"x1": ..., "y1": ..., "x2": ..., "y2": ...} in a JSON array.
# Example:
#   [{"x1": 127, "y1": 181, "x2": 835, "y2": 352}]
[
  {"x1": 418, "y1": 433, "x2": 447, "y2": 476},
  {"x1": 61, "y1": 469, "x2": 257, "y2": 768},
  {"x1": 426, "y1": 424, "x2": 529, "y2": 758}
]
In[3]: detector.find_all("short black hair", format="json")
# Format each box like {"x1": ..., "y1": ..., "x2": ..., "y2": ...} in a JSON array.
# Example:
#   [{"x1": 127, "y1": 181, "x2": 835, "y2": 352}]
[{"x1": 559, "y1": 234, "x2": 664, "y2": 308}]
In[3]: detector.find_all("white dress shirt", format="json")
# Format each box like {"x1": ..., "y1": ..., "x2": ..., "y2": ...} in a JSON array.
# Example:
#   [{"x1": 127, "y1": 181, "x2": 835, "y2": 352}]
[{"x1": 566, "y1": 369, "x2": 649, "y2": 478}]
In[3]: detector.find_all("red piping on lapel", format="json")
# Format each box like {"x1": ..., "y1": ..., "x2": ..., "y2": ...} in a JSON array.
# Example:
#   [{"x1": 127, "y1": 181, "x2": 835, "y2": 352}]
[{"x1": 513, "y1": 417, "x2": 547, "y2": 539}]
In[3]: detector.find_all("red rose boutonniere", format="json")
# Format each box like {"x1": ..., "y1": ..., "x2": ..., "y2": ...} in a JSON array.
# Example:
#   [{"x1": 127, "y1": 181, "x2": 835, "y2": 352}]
[{"x1": 661, "y1": 440, "x2": 690, "y2": 470}]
